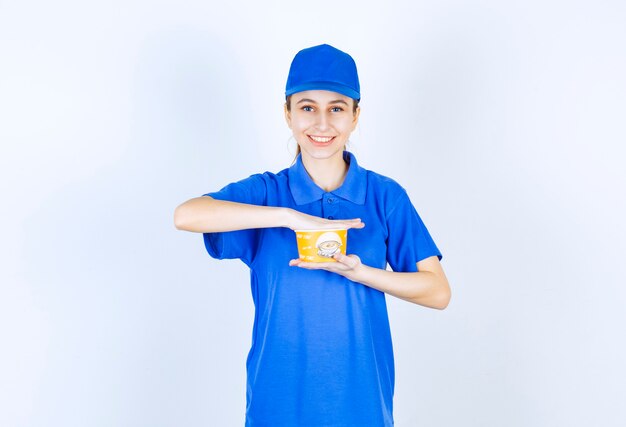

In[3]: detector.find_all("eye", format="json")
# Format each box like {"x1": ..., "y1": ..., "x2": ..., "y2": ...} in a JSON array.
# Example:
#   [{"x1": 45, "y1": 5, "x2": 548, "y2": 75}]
[
  {"x1": 302, "y1": 105, "x2": 314, "y2": 112},
  {"x1": 331, "y1": 107, "x2": 344, "y2": 113}
]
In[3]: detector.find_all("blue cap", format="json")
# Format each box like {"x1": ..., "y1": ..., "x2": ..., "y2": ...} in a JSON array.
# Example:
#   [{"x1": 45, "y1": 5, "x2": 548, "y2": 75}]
[{"x1": 285, "y1": 44, "x2": 361, "y2": 101}]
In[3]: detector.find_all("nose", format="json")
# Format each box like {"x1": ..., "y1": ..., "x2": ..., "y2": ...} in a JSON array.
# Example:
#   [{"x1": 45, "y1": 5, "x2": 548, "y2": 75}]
[{"x1": 315, "y1": 111, "x2": 331, "y2": 131}]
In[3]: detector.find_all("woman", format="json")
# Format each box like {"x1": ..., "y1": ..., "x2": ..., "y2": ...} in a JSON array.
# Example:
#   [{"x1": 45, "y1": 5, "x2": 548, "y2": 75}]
[{"x1": 174, "y1": 44, "x2": 451, "y2": 427}]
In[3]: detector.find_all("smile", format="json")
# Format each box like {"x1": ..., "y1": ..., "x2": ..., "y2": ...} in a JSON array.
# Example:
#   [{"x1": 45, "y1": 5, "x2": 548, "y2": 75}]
[{"x1": 308, "y1": 135, "x2": 335, "y2": 145}]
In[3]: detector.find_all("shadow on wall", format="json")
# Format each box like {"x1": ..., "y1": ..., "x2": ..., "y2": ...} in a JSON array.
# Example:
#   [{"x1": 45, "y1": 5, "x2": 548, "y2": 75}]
[
  {"x1": 20, "y1": 28, "x2": 252, "y2": 425},
  {"x1": 24, "y1": 27, "x2": 249, "y2": 292}
]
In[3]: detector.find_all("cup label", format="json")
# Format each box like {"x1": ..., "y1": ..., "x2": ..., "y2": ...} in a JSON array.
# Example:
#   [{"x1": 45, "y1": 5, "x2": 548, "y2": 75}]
[{"x1": 295, "y1": 229, "x2": 347, "y2": 263}]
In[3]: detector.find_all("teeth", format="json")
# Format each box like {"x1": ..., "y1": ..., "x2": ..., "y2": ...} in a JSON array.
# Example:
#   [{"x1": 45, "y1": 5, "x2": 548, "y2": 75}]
[{"x1": 310, "y1": 136, "x2": 333, "y2": 143}]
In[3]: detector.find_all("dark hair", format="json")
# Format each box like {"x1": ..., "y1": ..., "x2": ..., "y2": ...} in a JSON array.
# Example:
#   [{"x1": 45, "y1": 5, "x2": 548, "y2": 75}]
[{"x1": 285, "y1": 95, "x2": 360, "y2": 158}]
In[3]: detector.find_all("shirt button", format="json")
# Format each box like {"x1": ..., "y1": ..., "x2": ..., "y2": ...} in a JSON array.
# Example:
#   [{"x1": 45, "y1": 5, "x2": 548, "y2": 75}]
[
  {"x1": 327, "y1": 198, "x2": 334, "y2": 203},
  {"x1": 328, "y1": 216, "x2": 334, "y2": 219}
]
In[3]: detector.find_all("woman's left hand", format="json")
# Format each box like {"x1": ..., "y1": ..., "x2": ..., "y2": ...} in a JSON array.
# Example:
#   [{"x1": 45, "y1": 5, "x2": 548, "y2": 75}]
[{"x1": 289, "y1": 253, "x2": 364, "y2": 281}]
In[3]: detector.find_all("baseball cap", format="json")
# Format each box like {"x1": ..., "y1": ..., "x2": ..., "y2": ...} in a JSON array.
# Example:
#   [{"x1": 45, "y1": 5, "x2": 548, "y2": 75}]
[{"x1": 285, "y1": 44, "x2": 361, "y2": 101}]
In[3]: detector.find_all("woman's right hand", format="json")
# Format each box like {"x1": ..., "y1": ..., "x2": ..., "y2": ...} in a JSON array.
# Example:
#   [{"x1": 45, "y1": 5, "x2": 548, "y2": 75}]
[{"x1": 286, "y1": 209, "x2": 365, "y2": 231}]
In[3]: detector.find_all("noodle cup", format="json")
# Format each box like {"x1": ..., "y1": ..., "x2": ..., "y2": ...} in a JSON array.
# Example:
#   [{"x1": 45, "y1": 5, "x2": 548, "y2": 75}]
[{"x1": 294, "y1": 229, "x2": 348, "y2": 263}]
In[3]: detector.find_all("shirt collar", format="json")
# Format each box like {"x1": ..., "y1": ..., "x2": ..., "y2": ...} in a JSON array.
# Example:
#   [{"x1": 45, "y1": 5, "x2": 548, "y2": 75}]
[{"x1": 288, "y1": 151, "x2": 367, "y2": 205}]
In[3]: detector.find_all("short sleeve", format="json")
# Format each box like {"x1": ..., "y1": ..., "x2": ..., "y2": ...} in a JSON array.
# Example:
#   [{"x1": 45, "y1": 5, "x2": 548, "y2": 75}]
[
  {"x1": 386, "y1": 190, "x2": 442, "y2": 273},
  {"x1": 202, "y1": 174, "x2": 267, "y2": 266}
]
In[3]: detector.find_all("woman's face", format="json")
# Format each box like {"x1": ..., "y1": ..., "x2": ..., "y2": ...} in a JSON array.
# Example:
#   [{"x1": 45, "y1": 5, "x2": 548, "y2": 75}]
[{"x1": 285, "y1": 90, "x2": 360, "y2": 162}]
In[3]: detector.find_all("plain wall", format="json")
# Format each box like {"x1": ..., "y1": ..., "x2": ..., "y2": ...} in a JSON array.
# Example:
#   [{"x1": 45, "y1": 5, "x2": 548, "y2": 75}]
[{"x1": 1, "y1": 0, "x2": 625, "y2": 426}]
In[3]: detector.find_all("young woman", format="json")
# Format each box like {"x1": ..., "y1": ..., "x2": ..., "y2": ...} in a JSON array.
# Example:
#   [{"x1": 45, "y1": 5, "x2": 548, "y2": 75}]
[{"x1": 174, "y1": 44, "x2": 450, "y2": 427}]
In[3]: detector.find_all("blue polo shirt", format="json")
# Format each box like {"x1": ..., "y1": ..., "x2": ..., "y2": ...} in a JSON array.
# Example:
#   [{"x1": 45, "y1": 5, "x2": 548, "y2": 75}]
[{"x1": 203, "y1": 152, "x2": 441, "y2": 427}]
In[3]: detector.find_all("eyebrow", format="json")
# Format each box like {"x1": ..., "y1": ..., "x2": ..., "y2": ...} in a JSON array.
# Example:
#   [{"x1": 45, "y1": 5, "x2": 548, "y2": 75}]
[{"x1": 296, "y1": 98, "x2": 349, "y2": 106}]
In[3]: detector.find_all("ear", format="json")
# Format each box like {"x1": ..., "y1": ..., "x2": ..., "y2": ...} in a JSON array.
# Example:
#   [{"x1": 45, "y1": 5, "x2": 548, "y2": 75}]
[
  {"x1": 284, "y1": 103, "x2": 292, "y2": 129},
  {"x1": 351, "y1": 105, "x2": 361, "y2": 130}
]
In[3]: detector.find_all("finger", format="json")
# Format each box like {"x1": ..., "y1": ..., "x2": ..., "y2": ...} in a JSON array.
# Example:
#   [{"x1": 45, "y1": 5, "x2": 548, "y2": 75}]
[
  {"x1": 345, "y1": 221, "x2": 366, "y2": 230},
  {"x1": 333, "y1": 253, "x2": 360, "y2": 268},
  {"x1": 290, "y1": 259, "x2": 332, "y2": 268},
  {"x1": 326, "y1": 219, "x2": 363, "y2": 226},
  {"x1": 293, "y1": 261, "x2": 339, "y2": 270},
  {"x1": 333, "y1": 252, "x2": 348, "y2": 262}
]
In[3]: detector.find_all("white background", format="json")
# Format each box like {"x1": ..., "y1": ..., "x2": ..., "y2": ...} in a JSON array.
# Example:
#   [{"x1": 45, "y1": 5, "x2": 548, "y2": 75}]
[{"x1": 1, "y1": 0, "x2": 625, "y2": 426}]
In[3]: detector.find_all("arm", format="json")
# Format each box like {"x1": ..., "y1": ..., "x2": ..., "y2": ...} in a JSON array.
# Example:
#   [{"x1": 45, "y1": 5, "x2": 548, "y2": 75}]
[
  {"x1": 289, "y1": 255, "x2": 451, "y2": 310},
  {"x1": 174, "y1": 196, "x2": 365, "y2": 233}
]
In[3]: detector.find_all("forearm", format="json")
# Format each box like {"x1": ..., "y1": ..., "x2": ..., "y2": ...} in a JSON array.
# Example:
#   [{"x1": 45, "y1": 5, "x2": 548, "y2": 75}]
[
  {"x1": 175, "y1": 197, "x2": 365, "y2": 234},
  {"x1": 351, "y1": 265, "x2": 451, "y2": 309},
  {"x1": 174, "y1": 196, "x2": 290, "y2": 233}
]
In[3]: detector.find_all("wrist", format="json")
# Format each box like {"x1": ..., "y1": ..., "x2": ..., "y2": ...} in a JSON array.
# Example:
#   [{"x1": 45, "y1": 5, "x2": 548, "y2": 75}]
[
  {"x1": 348, "y1": 260, "x2": 369, "y2": 283},
  {"x1": 280, "y1": 207, "x2": 295, "y2": 229}
]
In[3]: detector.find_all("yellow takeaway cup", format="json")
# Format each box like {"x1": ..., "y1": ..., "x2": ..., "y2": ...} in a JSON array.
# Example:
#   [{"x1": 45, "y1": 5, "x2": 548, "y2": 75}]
[{"x1": 294, "y1": 229, "x2": 348, "y2": 263}]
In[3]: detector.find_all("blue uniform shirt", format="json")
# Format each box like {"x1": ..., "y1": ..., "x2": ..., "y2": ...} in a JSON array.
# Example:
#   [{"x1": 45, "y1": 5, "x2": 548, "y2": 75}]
[{"x1": 203, "y1": 152, "x2": 442, "y2": 427}]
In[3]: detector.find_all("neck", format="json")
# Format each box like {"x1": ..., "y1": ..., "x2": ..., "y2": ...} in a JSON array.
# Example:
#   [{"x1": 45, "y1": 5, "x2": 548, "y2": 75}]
[{"x1": 301, "y1": 152, "x2": 349, "y2": 192}]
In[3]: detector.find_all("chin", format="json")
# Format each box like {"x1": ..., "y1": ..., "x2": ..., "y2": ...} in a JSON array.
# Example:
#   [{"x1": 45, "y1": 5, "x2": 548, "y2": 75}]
[{"x1": 300, "y1": 144, "x2": 346, "y2": 161}]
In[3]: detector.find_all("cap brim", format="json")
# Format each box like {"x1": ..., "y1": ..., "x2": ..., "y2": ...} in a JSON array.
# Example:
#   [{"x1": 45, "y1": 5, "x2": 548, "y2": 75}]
[{"x1": 285, "y1": 81, "x2": 360, "y2": 101}]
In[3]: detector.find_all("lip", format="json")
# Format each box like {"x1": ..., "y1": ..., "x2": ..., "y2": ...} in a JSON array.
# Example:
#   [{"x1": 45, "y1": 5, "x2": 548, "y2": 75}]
[{"x1": 307, "y1": 135, "x2": 336, "y2": 146}]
